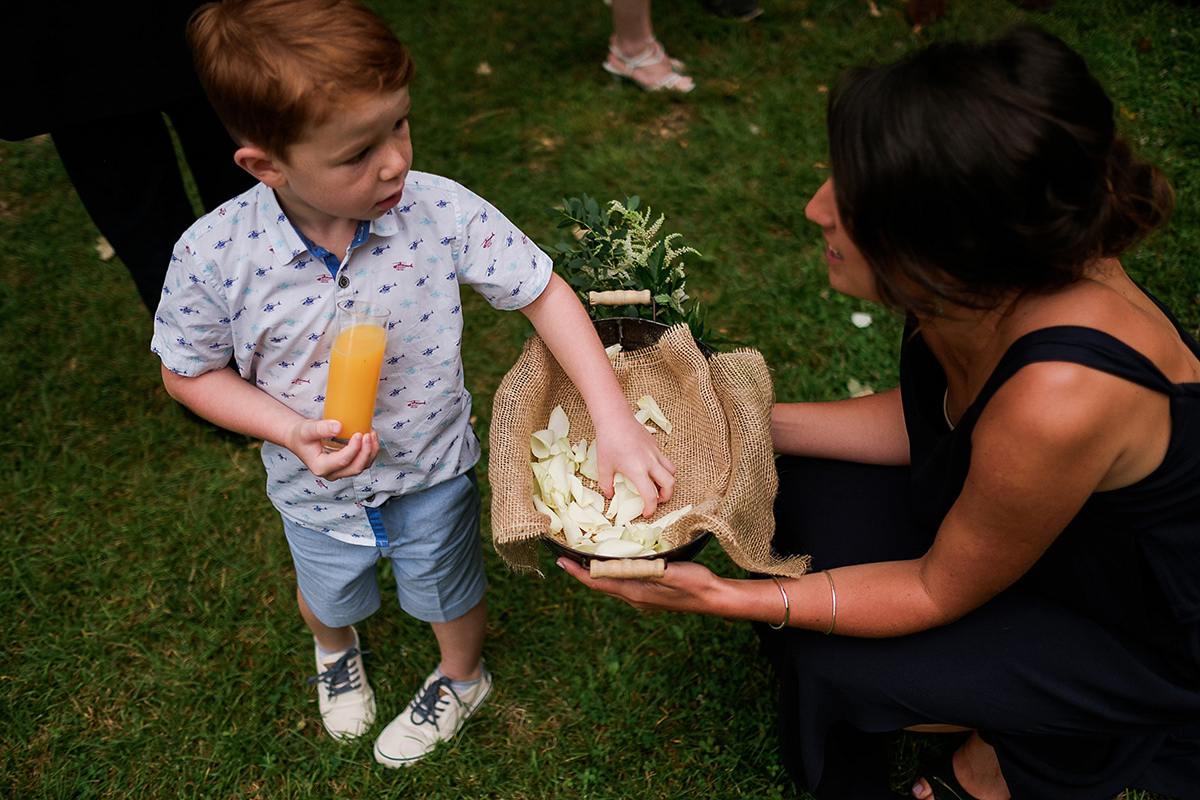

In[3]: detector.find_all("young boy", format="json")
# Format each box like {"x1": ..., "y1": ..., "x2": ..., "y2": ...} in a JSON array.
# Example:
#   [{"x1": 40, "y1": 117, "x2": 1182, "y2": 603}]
[{"x1": 153, "y1": 0, "x2": 675, "y2": 768}]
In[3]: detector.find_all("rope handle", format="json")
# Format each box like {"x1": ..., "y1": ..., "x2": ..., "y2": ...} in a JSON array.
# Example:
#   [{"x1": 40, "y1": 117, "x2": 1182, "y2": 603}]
[
  {"x1": 589, "y1": 289, "x2": 652, "y2": 307},
  {"x1": 588, "y1": 557, "x2": 666, "y2": 579}
]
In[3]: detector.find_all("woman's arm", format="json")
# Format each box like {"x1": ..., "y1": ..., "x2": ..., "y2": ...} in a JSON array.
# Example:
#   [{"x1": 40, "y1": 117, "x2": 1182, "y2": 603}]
[
  {"x1": 772, "y1": 387, "x2": 910, "y2": 465},
  {"x1": 565, "y1": 360, "x2": 1161, "y2": 636}
]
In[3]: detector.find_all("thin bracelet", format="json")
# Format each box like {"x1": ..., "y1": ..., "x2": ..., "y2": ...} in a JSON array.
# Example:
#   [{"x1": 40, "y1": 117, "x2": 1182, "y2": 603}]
[
  {"x1": 768, "y1": 576, "x2": 790, "y2": 630},
  {"x1": 823, "y1": 570, "x2": 837, "y2": 635}
]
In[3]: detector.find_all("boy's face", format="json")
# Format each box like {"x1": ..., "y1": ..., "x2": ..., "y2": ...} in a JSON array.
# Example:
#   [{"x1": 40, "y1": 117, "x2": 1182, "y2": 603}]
[{"x1": 270, "y1": 87, "x2": 413, "y2": 231}]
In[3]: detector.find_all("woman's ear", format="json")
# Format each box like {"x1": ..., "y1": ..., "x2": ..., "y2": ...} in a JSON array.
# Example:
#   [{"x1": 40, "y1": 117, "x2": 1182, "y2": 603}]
[{"x1": 234, "y1": 146, "x2": 287, "y2": 188}]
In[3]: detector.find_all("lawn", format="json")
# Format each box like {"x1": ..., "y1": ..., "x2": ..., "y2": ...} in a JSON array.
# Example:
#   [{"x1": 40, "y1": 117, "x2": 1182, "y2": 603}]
[{"x1": 2, "y1": 0, "x2": 1197, "y2": 798}]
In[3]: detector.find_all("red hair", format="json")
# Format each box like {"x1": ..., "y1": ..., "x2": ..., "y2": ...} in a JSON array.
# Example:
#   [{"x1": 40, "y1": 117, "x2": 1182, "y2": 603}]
[{"x1": 188, "y1": 0, "x2": 416, "y2": 159}]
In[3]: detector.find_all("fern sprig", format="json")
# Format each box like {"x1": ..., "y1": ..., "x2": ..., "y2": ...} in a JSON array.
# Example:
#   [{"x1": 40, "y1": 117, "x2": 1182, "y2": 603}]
[{"x1": 543, "y1": 195, "x2": 709, "y2": 344}]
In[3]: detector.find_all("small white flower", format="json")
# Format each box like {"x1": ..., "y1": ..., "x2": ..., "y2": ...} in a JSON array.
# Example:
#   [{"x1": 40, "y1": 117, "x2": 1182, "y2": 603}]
[
  {"x1": 851, "y1": 312, "x2": 873, "y2": 328},
  {"x1": 95, "y1": 237, "x2": 115, "y2": 261},
  {"x1": 847, "y1": 379, "x2": 875, "y2": 398}
]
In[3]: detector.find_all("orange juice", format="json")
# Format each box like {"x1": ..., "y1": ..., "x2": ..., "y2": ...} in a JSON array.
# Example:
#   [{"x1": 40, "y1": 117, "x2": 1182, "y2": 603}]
[{"x1": 323, "y1": 322, "x2": 387, "y2": 447}]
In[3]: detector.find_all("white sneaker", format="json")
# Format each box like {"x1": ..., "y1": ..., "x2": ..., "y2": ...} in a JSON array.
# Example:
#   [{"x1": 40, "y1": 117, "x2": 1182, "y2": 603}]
[
  {"x1": 307, "y1": 631, "x2": 376, "y2": 740},
  {"x1": 373, "y1": 664, "x2": 492, "y2": 767}
]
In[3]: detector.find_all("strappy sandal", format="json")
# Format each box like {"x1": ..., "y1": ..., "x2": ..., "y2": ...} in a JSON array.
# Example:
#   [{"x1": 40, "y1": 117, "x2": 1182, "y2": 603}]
[
  {"x1": 606, "y1": 33, "x2": 687, "y2": 71},
  {"x1": 916, "y1": 749, "x2": 983, "y2": 800},
  {"x1": 603, "y1": 37, "x2": 695, "y2": 93}
]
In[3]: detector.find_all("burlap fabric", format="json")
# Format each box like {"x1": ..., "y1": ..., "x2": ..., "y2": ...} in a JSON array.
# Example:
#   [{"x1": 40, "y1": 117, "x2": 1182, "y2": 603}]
[{"x1": 489, "y1": 323, "x2": 810, "y2": 579}]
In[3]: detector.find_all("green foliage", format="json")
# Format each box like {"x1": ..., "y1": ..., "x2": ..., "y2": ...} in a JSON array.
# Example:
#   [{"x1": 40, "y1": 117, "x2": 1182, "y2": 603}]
[{"x1": 545, "y1": 194, "x2": 715, "y2": 344}]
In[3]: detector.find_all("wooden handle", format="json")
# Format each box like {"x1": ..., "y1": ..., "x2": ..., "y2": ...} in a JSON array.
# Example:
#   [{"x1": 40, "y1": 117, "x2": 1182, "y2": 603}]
[
  {"x1": 589, "y1": 289, "x2": 652, "y2": 307},
  {"x1": 588, "y1": 558, "x2": 666, "y2": 579}
]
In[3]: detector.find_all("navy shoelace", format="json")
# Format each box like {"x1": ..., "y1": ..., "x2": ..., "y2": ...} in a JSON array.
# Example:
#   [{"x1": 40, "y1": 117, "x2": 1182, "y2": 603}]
[
  {"x1": 408, "y1": 677, "x2": 455, "y2": 726},
  {"x1": 306, "y1": 647, "x2": 366, "y2": 700}
]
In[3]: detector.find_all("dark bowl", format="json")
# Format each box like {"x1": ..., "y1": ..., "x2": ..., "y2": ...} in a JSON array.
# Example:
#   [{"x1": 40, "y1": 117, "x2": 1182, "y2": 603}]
[
  {"x1": 541, "y1": 530, "x2": 713, "y2": 569},
  {"x1": 593, "y1": 316, "x2": 714, "y2": 357}
]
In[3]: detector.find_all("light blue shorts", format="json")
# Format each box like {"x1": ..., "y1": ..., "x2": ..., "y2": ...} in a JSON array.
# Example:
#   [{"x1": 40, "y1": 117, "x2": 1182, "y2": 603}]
[{"x1": 281, "y1": 470, "x2": 486, "y2": 627}]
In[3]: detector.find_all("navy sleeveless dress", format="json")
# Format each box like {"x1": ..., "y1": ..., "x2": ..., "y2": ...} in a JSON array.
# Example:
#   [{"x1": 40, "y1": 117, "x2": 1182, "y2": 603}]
[{"x1": 766, "y1": 291, "x2": 1200, "y2": 799}]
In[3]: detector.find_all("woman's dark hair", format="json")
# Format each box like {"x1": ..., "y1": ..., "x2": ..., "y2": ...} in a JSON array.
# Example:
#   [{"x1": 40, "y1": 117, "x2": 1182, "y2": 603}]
[{"x1": 827, "y1": 24, "x2": 1174, "y2": 313}]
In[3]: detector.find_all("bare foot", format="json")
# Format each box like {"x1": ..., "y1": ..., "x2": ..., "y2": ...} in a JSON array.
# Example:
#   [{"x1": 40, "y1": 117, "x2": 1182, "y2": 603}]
[{"x1": 911, "y1": 732, "x2": 1011, "y2": 800}]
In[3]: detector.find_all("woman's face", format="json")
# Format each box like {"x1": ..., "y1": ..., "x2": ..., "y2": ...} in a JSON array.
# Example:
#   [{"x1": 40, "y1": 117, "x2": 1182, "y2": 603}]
[{"x1": 804, "y1": 178, "x2": 881, "y2": 303}]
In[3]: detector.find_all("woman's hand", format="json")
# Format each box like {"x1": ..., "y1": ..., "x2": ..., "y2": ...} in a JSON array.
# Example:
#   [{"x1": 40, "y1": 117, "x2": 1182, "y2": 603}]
[{"x1": 557, "y1": 557, "x2": 720, "y2": 614}]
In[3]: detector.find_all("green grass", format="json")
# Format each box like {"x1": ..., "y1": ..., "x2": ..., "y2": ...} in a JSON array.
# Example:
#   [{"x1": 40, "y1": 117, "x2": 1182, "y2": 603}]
[{"x1": 2, "y1": 0, "x2": 1197, "y2": 798}]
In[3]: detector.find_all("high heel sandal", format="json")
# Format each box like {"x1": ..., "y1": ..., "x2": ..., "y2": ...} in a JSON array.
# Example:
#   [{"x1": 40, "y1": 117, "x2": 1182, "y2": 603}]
[
  {"x1": 603, "y1": 37, "x2": 695, "y2": 93},
  {"x1": 914, "y1": 747, "x2": 985, "y2": 800}
]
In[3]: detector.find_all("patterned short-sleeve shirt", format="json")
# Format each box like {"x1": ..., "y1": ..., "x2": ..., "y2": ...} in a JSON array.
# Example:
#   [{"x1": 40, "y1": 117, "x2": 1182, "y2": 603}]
[{"x1": 152, "y1": 171, "x2": 552, "y2": 544}]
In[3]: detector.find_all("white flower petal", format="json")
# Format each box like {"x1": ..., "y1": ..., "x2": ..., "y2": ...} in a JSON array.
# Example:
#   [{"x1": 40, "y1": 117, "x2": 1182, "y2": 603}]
[
  {"x1": 532, "y1": 494, "x2": 563, "y2": 533},
  {"x1": 548, "y1": 405, "x2": 571, "y2": 441},
  {"x1": 636, "y1": 394, "x2": 673, "y2": 433},
  {"x1": 581, "y1": 485, "x2": 606, "y2": 514},
  {"x1": 594, "y1": 538, "x2": 651, "y2": 558},
  {"x1": 651, "y1": 504, "x2": 693, "y2": 532},
  {"x1": 566, "y1": 501, "x2": 609, "y2": 530},
  {"x1": 559, "y1": 507, "x2": 584, "y2": 547},
  {"x1": 530, "y1": 429, "x2": 556, "y2": 459},
  {"x1": 580, "y1": 439, "x2": 599, "y2": 481}
]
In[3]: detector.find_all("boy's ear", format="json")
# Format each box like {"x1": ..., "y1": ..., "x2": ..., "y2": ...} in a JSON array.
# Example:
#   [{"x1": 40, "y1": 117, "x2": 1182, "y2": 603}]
[{"x1": 234, "y1": 146, "x2": 288, "y2": 188}]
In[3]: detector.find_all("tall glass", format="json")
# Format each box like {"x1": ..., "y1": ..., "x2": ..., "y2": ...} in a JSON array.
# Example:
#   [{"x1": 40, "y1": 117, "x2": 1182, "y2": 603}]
[{"x1": 322, "y1": 300, "x2": 390, "y2": 452}]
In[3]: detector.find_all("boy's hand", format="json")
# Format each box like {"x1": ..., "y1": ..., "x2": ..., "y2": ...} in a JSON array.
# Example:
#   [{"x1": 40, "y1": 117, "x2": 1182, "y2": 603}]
[
  {"x1": 158, "y1": 366, "x2": 379, "y2": 480},
  {"x1": 594, "y1": 414, "x2": 676, "y2": 517},
  {"x1": 286, "y1": 419, "x2": 381, "y2": 480}
]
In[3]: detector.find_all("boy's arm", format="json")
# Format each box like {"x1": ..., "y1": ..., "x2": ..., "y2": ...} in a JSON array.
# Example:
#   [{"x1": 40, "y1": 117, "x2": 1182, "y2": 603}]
[
  {"x1": 518, "y1": 273, "x2": 675, "y2": 516},
  {"x1": 160, "y1": 365, "x2": 380, "y2": 480}
]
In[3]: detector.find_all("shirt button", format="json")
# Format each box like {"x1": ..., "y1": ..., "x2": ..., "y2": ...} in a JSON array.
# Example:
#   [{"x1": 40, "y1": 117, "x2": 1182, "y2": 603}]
[{"x1": 338, "y1": 275, "x2": 349, "y2": 288}]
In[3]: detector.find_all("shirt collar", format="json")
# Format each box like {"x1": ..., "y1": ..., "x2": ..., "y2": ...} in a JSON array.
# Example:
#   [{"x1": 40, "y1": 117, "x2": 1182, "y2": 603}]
[{"x1": 259, "y1": 185, "x2": 402, "y2": 269}]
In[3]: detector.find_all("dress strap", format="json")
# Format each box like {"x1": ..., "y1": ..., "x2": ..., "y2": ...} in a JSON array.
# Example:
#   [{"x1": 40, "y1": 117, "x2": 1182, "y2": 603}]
[
  {"x1": 968, "y1": 325, "x2": 1183, "y2": 426},
  {"x1": 1136, "y1": 280, "x2": 1200, "y2": 360}
]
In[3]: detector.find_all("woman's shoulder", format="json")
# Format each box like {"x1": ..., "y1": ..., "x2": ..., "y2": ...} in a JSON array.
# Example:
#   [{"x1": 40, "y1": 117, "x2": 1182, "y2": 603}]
[
  {"x1": 978, "y1": 272, "x2": 1192, "y2": 491},
  {"x1": 979, "y1": 353, "x2": 1172, "y2": 491},
  {"x1": 1002, "y1": 265, "x2": 1200, "y2": 386}
]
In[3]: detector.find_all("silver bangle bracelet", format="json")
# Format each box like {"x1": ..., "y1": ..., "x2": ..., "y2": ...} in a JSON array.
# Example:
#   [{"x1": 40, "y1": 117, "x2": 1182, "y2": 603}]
[
  {"x1": 823, "y1": 569, "x2": 837, "y2": 635},
  {"x1": 768, "y1": 575, "x2": 790, "y2": 630}
]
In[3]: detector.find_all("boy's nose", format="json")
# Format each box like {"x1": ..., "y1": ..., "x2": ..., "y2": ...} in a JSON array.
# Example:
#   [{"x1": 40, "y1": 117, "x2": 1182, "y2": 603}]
[{"x1": 380, "y1": 144, "x2": 408, "y2": 181}]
